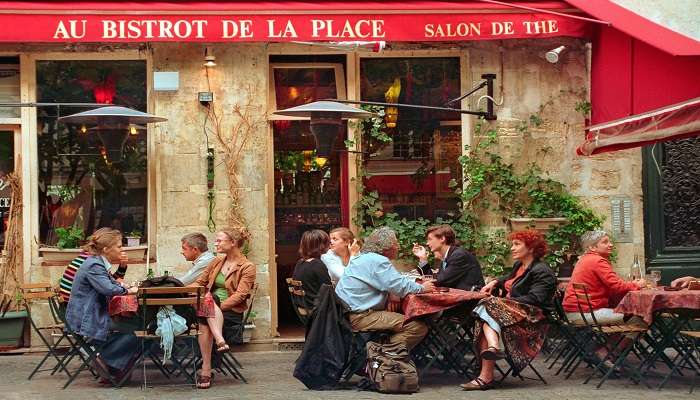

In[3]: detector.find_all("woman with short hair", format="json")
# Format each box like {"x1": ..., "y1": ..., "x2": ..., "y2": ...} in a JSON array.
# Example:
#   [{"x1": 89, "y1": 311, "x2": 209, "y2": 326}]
[
  {"x1": 461, "y1": 229, "x2": 556, "y2": 391},
  {"x1": 293, "y1": 229, "x2": 333, "y2": 311},
  {"x1": 65, "y1": 228, "x2": 138, "y2": 383}
]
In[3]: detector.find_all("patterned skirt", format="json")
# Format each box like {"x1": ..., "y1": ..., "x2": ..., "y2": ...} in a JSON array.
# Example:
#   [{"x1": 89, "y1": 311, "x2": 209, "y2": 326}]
[{"x1": 473, "y1": 296, "x2": 548, "y2": 374}]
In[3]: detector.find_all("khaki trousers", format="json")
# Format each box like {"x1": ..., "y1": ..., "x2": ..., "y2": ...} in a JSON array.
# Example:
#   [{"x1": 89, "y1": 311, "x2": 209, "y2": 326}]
[{"x1": 348, "y1": 310, "x2": 428, "y2": 350}]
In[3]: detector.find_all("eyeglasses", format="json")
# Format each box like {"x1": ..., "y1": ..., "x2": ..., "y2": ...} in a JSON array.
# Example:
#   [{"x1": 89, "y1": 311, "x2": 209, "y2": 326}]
[{"x1": 214, "y1": 239, "x2": 231, "y2": 244}]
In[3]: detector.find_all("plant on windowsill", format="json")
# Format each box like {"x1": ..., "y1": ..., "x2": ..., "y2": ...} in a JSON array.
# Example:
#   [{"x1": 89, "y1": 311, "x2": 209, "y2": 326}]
[
  {"x1": 125, "y1": 230, "x2": 142, "y2": 247},
  {"x1": 39, "y1": 225, "x2": 85, "y2": 264}
]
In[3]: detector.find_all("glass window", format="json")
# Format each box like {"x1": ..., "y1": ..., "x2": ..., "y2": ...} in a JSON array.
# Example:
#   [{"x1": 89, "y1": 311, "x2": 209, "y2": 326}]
[
  {"x1": 360, "y1": 57, "x2": 462, "y2": 220},
  {"x1": 36, "y1": 60, "x2": 147, "y2": 246},
  {"x1": 0, "y1": 131, "x2": 14, "y2": 248}
]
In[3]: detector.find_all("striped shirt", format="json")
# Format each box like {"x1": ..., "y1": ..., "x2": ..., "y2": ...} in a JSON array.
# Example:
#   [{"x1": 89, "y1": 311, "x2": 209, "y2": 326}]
[{"x1": 58, "y1": 252, "x2": 128, "y2": 303}]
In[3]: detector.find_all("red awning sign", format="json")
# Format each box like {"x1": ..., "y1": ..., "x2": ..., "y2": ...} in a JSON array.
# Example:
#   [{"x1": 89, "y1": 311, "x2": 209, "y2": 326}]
[
  {"x1": 0, "y1": 13, "x2": 589, "y2": 42},
  {"x1": 576, "y1": 97, "x2": 700, "y2": 156}
]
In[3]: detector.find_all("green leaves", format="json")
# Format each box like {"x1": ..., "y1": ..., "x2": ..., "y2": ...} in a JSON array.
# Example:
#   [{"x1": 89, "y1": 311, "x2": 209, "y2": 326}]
[{"x1": 55, "y1": 225, "x2": 84, "y2": 249}]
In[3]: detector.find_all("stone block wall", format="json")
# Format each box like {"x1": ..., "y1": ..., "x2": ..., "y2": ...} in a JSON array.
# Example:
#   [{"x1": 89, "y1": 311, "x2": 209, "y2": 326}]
[{"x1": 151, "y1": 43, "x2": 271, "y2": 339}]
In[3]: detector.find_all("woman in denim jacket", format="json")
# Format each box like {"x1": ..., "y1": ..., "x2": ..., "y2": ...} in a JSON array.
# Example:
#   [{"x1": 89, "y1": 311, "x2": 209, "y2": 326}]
[{"x1": 65, "y1": 228, "x2": 138, "y2": 382}]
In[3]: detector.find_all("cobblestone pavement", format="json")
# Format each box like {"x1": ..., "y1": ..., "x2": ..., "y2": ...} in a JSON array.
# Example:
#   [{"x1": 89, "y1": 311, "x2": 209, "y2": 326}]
[{"x1": 0, "y1": 351, "x2": 696, "y2": 400}]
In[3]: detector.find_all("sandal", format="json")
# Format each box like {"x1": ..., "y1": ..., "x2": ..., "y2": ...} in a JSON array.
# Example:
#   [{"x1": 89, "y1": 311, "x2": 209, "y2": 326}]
[
  {"x1": 197, "y1": 373, "x2": 214, "y2": 389},
  {"x1": 460, "y1": 377, "x2": 494, "y2": 391},
  {"x1": 215, "y1": 341, "x2": 230, "y2": 353},
  {"x1": 480, "y1": 346, "x2": 505, "y2": 361}
]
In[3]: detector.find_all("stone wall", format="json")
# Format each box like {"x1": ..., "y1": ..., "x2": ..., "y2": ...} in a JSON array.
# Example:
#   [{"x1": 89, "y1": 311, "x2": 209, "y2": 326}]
[
  {"x1": 151, "y1": 43, "x2": 272, "y2": 339},
  {"x1": 464, "y1": 38, "x2": 644, "y2": 274}
]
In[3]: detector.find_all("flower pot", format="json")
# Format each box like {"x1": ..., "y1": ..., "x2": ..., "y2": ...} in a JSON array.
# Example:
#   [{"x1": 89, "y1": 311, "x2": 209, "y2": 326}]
[
  {"x1": 508, "y1": 217, "x2": 568, "y2": 234},
  {"x1": 126, "y1": 237, "x2": 141, "y2": 247},
  {"x1": 123, "y1": 245, "x2": 148, "y2": 261},
  {"x1": 38, "y1": 247, "x2": 83, "y2": 263},
  {"x1": 0, "y1": 310, "x2": 27, "y2": 350},
  {"x1": 242, "y1": 323, "x2": 255, "y2": 343}
]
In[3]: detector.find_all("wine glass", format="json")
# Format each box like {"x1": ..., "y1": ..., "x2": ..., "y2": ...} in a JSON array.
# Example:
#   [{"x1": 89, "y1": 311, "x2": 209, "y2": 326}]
[{"x1": 649, "y1": 270, "x2": 662, "y2": 289}]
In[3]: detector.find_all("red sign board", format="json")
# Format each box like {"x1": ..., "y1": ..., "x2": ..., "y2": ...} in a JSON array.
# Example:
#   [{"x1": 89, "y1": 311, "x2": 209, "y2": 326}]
[{"x1": 0, "y1": 13, "x2": 589, "y2": 42}]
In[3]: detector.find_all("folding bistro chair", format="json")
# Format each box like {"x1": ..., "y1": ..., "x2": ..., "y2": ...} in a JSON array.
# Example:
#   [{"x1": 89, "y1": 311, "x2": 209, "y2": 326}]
[
  {"x1": 678, "y1": 329, "x2": 700, "y2": 393},
  {"x1": 571, "y1": 282, "x2": 650, "y2": 388},
  {"x1": 132, "y1": 286, "x2": 204, "y2": 389},
  {"x1": 215, "y1": 282, "x2": 259, "y2": 383},
  {"x1": 20, "y1": 283, "x2": 74, "y2": 381},
  {"x1": 286, "y1": 278, "x2": 311, "y2": 326},
  {"x1": 414, "y1": 316, "x2": 477, "y2": 378},
  {"x1": 61, "y1": 321, "x2": 122, "y2": 389}
]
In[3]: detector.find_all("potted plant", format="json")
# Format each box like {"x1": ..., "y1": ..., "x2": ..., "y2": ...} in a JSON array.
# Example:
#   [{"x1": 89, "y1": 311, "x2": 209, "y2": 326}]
[
  {"x1": 39, "y1": 225, "x2": 85, "y2": 263},
  {"x1": 125, "y1": 230, "x2": 142, "y2": 247},
  {"x1": 0, "y1": 292, "x2": 28, "y2": 351},
  {"x1": 243, "y1": 311, "x2": 256, "y2": 343}
]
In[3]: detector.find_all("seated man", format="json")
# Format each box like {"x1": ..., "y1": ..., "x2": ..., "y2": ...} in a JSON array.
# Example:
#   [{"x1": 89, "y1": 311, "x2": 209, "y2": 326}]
[
  {"x1": 177, "y1": 232, "x2": 216, "y2": 285},
  {"x1": 335, "y1": 227, "x2": 435, "y2": 350},
  {"x1": 412, "y1": 224, "x2": 485, "y2": 291}
]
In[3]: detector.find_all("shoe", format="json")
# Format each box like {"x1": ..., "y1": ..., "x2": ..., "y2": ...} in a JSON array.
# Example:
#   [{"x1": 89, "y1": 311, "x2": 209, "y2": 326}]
[
  {"x1": 91, "y1": 356, "x2": 113, "y2": 382},
  {"x1": 215, "y1": 341, "x2": 230, "y2": 353},
  {"x1": 197, "y1": 372, "x2": 214, "y2": 389},
  {"x1": 480, "y1": 346, "x2": 506, "y2": 361},
  {"x1": 460, "y1": 377, "x2": 494, "y2": 391}
]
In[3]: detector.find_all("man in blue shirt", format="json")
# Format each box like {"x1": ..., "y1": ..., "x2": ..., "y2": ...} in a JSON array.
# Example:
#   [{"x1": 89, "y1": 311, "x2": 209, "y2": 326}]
[
  {"x1": 336, "y1": 227, "x2": 435, "y2": 350},
  {"x1": 178, "y1": 232, "x2": 216, "y2": 285}
]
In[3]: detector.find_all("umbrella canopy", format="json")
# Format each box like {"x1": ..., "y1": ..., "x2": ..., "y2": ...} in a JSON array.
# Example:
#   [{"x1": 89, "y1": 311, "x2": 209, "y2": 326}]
[
  {"x1": 273, "y1": 101, "x2": 375, "y2": 119},
  {"x1": 58, "y1": 106, "x2": 167, "y2": 126},
  {"x1": 577, "y1": 97, "x2": 700, "y2": 156}
]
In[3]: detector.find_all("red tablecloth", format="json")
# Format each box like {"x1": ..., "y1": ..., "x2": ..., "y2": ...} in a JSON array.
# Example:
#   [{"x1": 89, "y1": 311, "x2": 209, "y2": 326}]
[
  {"x1": 109, "y1": 293, "x2": 216, "y2": 318},
  {"x1": 402, "y1": 289, "x2": 487, "y2": 323},
  {"x1": 614, "y1": 289, "x2": 700, "y2": 325},
  {"x1": 109, "y1": 295, "x2": 139, "y2": 318}
]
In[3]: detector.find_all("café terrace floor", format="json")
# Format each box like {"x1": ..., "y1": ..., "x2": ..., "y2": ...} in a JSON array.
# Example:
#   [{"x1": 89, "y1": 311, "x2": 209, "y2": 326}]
[{"x1": 0, "y1": 350, "x2": 696, "y2": 400}]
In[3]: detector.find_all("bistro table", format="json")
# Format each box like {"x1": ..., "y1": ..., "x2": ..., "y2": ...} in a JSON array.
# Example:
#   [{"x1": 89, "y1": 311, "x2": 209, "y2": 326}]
[
  {"x1": 402, "y1": 288, "x2": 487, "y2": 377},
  {"x1": 614, "y1": 288, "x2": 700, "y2": 387},
  {"x1": 109, "y1": 292, "x2": 215, "y2": 318}
]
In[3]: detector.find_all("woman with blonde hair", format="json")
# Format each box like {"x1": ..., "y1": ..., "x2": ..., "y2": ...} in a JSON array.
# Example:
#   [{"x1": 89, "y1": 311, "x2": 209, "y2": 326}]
[
  {"x1": 65, "y1": 228, "x2": 138, "y2": 384},
  {"x1": 191, "y1": 227, "x2": 256, "y2": 389},
  {"x1": 320, "y1": 227, "x2": 360, "y2": 284}
]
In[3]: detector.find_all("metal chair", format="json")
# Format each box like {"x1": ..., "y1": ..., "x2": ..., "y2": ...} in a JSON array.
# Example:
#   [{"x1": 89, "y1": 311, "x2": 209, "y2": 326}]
[
  {"x1": 132, "y1": 286, "x2": 205, "y2": 389},
  {"x1": 571, "y1": 282, "x2": 650, "y2": 388},
  {"x1": 678, "y1": 330, "x2": 700, "y2": 393},
  {"x1": 21, "y1": 283, "x2": 74, "y2": 381}
]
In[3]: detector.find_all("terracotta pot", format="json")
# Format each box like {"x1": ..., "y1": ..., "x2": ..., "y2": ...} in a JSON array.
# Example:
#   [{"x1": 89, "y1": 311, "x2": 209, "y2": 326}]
[{"x1": 508, "y1": 217, "x2": 568, "y2": 234}]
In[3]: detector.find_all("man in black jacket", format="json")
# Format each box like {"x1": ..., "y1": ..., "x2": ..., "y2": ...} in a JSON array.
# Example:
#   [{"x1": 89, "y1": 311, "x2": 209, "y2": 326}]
[{"x1": 413, "y1": 225, "x2": 485, "y2": 291}]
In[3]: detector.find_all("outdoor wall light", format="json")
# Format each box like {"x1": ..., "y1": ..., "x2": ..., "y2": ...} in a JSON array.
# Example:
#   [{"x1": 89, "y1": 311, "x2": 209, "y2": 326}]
[
  {"x1": 546, "y1": 45, "x2": 567, "y2": 63},
  {"x1": 274, "y1": 101, "x2": 375, "y2": 159},
  {"x1": 203, "y1": 47, "x2": 216, "y2": 68}
]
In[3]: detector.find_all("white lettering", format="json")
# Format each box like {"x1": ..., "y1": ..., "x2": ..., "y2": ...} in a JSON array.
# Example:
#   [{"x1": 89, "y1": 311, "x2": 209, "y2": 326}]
[
  {"x1": 101, "y1": 20, "x2": 117, "y2": 39},
  {"x1": 54, "y1": 20, "x2": 87, "y2": 39}
]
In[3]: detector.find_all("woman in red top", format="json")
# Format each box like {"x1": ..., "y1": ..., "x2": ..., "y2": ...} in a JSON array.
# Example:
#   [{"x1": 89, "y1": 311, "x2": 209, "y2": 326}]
[{"x1": 562, "y1": 230, "x2": 646, "y2": 325}]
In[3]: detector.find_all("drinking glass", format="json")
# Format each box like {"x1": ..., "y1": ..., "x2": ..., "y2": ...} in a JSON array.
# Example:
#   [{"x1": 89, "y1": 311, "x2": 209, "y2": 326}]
[{"x1": 649, "y1": 270, "x2": 662, "y2": 289}]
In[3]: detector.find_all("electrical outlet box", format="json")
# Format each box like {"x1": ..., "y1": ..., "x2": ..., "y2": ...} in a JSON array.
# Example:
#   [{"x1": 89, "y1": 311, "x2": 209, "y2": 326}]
[{"x1": 198, "y1": 91, "x2": 213, "y2": 104}]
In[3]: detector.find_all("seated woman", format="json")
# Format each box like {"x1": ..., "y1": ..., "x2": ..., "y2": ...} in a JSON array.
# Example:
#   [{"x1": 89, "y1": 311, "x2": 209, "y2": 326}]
[
  {"x1": 293, "y1": 229, "x2": 332, "y2": 311},
  {"x1": 192, "y1": 227, "x2": 256, "y2": 389},
  {"x1": 65, "y1": 228, "x2": 138, "y2": 383},
  {"x1": 320, "y1": 227, "x2": 360, "y2": 284},
  {"x1": 461, "y1": 229, "x2": 556, "y2": 391},
  {"x1": 562, "y1": 230, "x2": 647, "y2": 360}
]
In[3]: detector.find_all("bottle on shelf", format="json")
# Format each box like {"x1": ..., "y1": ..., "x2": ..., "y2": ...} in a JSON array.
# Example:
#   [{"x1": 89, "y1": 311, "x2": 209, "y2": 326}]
[{"x1": 146, "y1": 268, "x2": 155, "y2": 279}]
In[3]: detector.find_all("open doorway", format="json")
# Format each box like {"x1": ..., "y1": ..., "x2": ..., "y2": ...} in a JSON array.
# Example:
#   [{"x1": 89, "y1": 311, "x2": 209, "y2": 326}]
[
  {"x1": 270, "y1": 55, "x2": 347, "y2": 337},
  {"x1": 0, "y1": 126, "x2": 20, "y2": 250}
]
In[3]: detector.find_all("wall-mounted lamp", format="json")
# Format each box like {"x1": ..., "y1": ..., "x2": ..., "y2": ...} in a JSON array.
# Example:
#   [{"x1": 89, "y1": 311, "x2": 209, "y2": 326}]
[
  {"x1": 203, "y1": 47, "x2": 216, "y2": 68},
  {"x1": 545, "y1": 45, "x2": 567, "y2": 64},
  {"x1": 129, "y1": 124, "x2": 146, "y2": 135}
]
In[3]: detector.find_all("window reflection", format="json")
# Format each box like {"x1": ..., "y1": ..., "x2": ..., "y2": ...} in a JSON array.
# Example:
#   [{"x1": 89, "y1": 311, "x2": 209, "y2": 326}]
[
  {"x1": 360, "y1": 58, "x2": 462, "y2": 221},
  {"x1": 36, "y1": 60, "x2": 147, "y2": 246}
]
